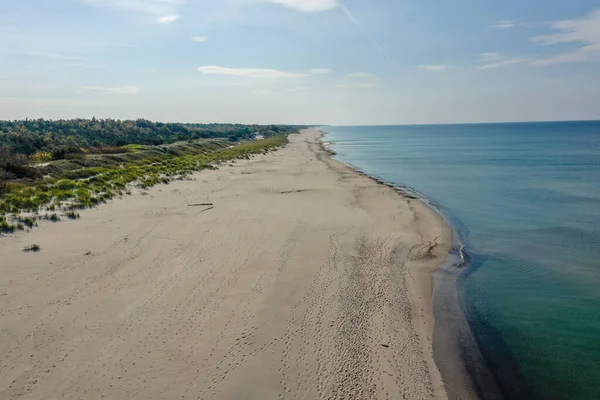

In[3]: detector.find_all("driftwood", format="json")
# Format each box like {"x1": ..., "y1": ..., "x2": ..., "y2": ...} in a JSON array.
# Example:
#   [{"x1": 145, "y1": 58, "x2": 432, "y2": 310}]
[{"x1": 187, "y1": 203, "x2": 213, "y2": 207}]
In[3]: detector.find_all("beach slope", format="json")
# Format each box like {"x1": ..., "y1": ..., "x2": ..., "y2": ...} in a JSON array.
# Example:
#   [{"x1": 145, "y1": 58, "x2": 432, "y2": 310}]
[{"x1": 0, "y1": 129, "x2": 452, "y2": 399}]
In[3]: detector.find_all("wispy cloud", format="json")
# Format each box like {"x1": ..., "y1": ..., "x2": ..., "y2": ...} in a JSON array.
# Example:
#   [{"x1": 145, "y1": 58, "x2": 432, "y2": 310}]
[
  {"x1": 191, "y1": 36, "x2": 208, "y2": 42},
  {"x1": 529, "y1": 8, "x2": 600, "y2": 66},
  {"x1": 264, "y1": 0, "x2": 339, "y2": 13},
  {"x1": 80, "y1": 85, "x2": 140, "y2": 94},
  {"x1": 25, "y1": 51, "x2": 88, "y2": 61},
  {"x1": 481, "y1": 10, "x2": 600, "y2": 68},
  {"x1": 489, "y1": 19, "x2": 517, "y2": 29},
  {"x1": 338, "y1": 82, "x2": 378, "y2": 89},
  {"x1": 339, "y1": 2, "x2": 395, "y2": 65},
  {"x1": 264, "y1": 0, "x2": 394, "y2": 63},
  {"x1": 346, "y1": 72, "x2": 375, "y2": 79},
  {"x1": 340, "y1": 72, "x2": 379, "y2": 88},
  {"x1": 478, "y1": 53, "x2": 504, "y2": 62},
  {"x1": 419, "y1": 64, "x2": 451, "y2": 72},
  {"x1": 530, "y1": 52, "x2": 589, "y2": 66},
  {"x1": 156, "y1": 14, "x2": 180, "y2": 24},
  {"x1": 260, "y1": 1, "x2": 393, "y2": 64},
  {"x1": 476, "y1": 53, "x2": 527, "y2": 70},
  {"x1": 76, "y1": 0, "x2": 184, "y2": 23},
  {"x1": 488, "y1": 19, "x2": 548, "y2": 29},
  {"x1": 310, "y1": 68, "x2": 332, "y2": 74},
  {"x1": 198, "y1": 66, "x2": 309, "y2": 78}
]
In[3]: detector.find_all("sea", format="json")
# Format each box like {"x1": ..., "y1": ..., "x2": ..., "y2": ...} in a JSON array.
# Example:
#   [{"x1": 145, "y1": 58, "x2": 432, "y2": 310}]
[{"x1": 320, "y1": 121, "x2": 600, "y2": 400}]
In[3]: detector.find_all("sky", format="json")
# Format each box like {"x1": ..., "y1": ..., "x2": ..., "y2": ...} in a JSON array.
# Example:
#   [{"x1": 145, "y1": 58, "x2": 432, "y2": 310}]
[{"x1": 1, "y1": 0, "x2": 599, "y2": 125}]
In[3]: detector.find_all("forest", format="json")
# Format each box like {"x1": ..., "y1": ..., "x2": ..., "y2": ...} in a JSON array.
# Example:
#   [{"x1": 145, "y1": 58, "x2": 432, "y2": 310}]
[{"x1": 0, "y1": 118, "x2": 297, "y2": 158}]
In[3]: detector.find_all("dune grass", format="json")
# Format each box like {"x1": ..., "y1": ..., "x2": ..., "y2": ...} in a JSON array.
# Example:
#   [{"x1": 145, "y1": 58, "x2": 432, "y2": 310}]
[{"x1": 0, "y1": 135, "x2": 288, "y2": 232}]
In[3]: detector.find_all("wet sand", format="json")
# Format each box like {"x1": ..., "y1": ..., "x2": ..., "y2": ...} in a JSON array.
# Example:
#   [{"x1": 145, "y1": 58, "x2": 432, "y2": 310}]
[{"x1": 0, "y1": 129, "x2": 453, "y2": 399}]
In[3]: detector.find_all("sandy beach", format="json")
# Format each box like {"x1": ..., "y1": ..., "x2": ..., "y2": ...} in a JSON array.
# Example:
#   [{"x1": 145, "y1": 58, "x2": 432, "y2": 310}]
[{"x1": 0, "y1": 129, "x2": 453, "y2": 399}]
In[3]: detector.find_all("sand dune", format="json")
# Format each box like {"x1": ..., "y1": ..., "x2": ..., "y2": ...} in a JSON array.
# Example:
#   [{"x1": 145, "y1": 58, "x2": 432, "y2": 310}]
[{"x1": 0, "y1": 129, "x2": 452, "y2": 399}]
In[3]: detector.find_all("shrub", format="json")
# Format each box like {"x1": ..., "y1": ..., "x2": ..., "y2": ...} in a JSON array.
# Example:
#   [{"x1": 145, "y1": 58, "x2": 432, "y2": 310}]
[
  {"x1": 3, "y1": 182, "x2": 28, "y2": 194},
  {"x1": 87, "y1": 146, "x2": 132, "y2": 155},
  {"x1": 66, "y1": 211, "x2": 80, "y2": 220},
  {"x1": 30, "y1": 152, "x2": 52, "y2": 163},
  {"x1": 0, "y1": 220, "x2": 16, "y2": 233},
  {"x1": 55, "y1": 179, "x2": 77, "y2": 190},
  {"x1": 65, "y1": 153, "x2": 84, "y2": 160},
  {"x1": 0, "y1": 149, "x2": 40, "y2": 179},
  {"x1": 34, "y1": 192, "x2": 51, "y2": 203},
  {"x1": 53, "y1": 190, "x2": 75, "y2": 200},
  {"x1": 19, "y1": 217, "x2": 36, "y2": 228},
  {"x1": 64, "y1": 167, "x2": 108, "y2": 180}
]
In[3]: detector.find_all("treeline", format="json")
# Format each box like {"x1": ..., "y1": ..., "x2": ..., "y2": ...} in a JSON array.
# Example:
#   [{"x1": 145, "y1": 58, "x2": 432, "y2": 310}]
[{"x1": 0, "y1": 118, "x2": 298, "y2": 159}]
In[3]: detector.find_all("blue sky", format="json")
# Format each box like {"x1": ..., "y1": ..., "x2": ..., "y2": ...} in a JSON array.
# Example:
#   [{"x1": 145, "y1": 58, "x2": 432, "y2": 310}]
[{"x1": 1, "y1": 0, "x2": 599, "y2": 124}]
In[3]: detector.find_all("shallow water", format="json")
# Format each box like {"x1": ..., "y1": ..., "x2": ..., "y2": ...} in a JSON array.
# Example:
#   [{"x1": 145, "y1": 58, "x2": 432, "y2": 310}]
[{"x1": 321, "y1": 122, "x2": 600, "y2": 400}]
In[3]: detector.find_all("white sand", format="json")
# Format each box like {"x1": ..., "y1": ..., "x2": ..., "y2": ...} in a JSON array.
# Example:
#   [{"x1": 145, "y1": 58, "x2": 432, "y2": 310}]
[{"x1": 0, "y1": 129, "x2": 453, "y2": 399}]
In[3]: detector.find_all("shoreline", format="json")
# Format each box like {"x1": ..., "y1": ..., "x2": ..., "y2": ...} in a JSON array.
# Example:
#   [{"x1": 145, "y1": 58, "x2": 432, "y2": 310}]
[
  {"x1": 315, "y1": 131, "x2": 455, "y2": 399},
  {"x1": 2, "y1": 129, "x2": 458, "y2": 399},
  {"x1": 319, "y1": 130, "x2": 503, "y2": 400}
]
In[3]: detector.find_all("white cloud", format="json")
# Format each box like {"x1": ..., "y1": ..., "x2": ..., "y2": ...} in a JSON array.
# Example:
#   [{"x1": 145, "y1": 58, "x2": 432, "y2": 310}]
[
  {"x1": 532, "y1": 10, "x2": 600, "y2": 45},
  {"x1": 419, "y1": 64, "x2": 451, "y2": 72},
  {"x1": 191, "y1": 36, "x2": 208, "y2": 42},
  {"x1": 530, "y1": 52, "x2": 589, "y2": 66},
  {"x1": 310, "y1": 68, "x2": 332, "y2": 74},
  {"x1": 476, "y1": 53, "x2": 527, "y2": 70},
  {"x1": 25, "y1": 51, "x2": 88, "y2": 61},
  {"x1": 264, "y1": 0, "x2": 339, "y2": 13},
  {"x1": 478, "y1": 59, "x2": 523, "y2": 70},
  {"x1": 156, "y1": 14, "x2": 180, "y2": 24},
  {"x1": 80, "y1": 85, "x2": 140, "y2": 94},
  {"x1": 198, "y1": 66, "x2": 309, "y2": 78},
  {"x1": 76, "y1": 0, "x2": 184, "y2": 23},
  {"x1": 488, "y1": 19, "x2": 545, "y2": 29},
  {"x1": 346, "y1": 72, "x2": 375, "y2": 79},
  {"x1": 529, "y1": 8, "x2": 600, "y2": 66},
  {"x1": 490, "y1": 19, "x2": 517, "y2": 29}
]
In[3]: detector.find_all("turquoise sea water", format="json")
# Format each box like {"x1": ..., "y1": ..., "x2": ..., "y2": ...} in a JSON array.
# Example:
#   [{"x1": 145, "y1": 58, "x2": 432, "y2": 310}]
[{"x1": 321, "y1": 122, "x2": 600, "y2": 400}]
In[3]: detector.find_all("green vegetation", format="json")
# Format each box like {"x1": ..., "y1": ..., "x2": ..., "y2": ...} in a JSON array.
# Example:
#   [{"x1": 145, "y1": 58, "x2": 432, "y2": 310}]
[
  {"x1": 0, "y1": 128, "x2": 290, "y2": 233},
  {"x1": 1, "y1": 216, "x2": 16, "y2": 233},
  {"x1": 0, "y1": 118, "x2": 298, "y2": 161},
  {"x1": 47, "y1": 213, "x2": 60, "y2": 222},
  {"x1": 66, "y1": 211, "x2": 80, "y2": 220},
  {"x1": 19, "y1": 216, "x2": 36, "y2": 228}
]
